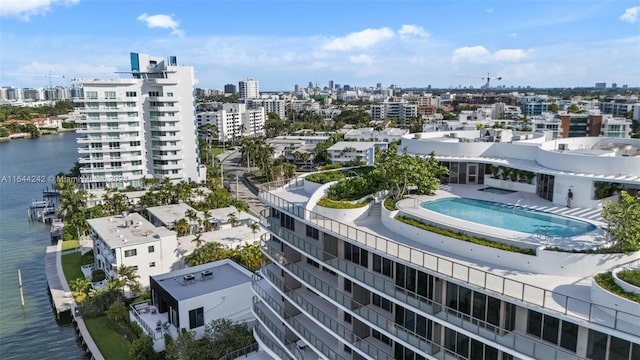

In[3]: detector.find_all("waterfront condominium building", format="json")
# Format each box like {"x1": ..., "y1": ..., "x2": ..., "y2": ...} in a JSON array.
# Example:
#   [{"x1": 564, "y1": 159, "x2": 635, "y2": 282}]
[
  {"x1": 74, "y1": 52, "x2": 205, "y2": 190},
  {"x1": 239, "y1": 78, "x2": 260, "y2": 99},
  {"x1": 251, "y1": 130, "x2": 639, "y2": 359}
]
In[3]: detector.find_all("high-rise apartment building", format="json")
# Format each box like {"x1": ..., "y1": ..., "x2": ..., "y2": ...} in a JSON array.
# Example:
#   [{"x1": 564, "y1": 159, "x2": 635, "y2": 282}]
[
  {"x1": 239, "y1": 78, "x2": 259, "y2": 99},
  {"x1": 196, "y1": 103, "x2": 265, "y2": 142},
  {"x1": 224, "y1": 84, "x2": 237, "y2": 95},
  {"x1": 252, "y1": 132, "x2": 640, "y2": 360},
  {"x1": 74, "y1": 52, "x2": 205, "y2": 190}
]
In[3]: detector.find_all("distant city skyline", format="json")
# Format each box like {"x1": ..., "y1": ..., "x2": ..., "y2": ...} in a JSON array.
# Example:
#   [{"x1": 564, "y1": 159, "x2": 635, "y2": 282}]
[{"x1": 1, "y1": 0, "x2": 639, "y2": 90}]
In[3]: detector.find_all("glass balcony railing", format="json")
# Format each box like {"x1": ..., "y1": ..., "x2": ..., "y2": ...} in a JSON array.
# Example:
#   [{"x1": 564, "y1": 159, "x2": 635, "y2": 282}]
[
  {"x1": 258, "y1": 264, "x2": 394, "y2": 359},
  {"x1": 257, "y1": 178, "x2": 639, "y2": 337},
  {"x1": 252, "y1": 289, "x2": 349, "y2": 360},
  {"x1": 261, "y1": 229, "x2": 583, "y2": 360}
]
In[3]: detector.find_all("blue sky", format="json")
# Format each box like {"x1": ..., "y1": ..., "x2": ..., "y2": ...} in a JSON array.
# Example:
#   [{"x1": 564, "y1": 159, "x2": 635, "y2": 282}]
[{"x1": 1, "y1": 0, "x2": 639, "y2": 90}]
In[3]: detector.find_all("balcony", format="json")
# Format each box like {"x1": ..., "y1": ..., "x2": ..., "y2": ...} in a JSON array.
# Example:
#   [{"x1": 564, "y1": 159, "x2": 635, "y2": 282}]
[
  {"x1": 256, "y1": 264, "x2": 394, "y2": 359},
  {"x1": 252, "y1": 281, "x2": 352, "y2": 360},
  {"x1": 262, "y1": 223, "x2": 586, "y2": 360},
  {"x1": 257, "y1": 179, "x2": 640, "y2": 338},
  {"x1": 129, "y1": 301, "x2": 179, "y2": 352}
]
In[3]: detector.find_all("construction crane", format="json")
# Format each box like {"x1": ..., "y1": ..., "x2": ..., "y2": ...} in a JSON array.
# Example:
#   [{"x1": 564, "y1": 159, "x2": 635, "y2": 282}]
[
  {"x1": 453, "y1": 72, "x2": 503, "y2": 90},
  {"x1": 481, "y1": 72, "x2": 502, "y2": 89},
  {"x1": 7, "y1": 71, "x2": 65, "y2": 89}
]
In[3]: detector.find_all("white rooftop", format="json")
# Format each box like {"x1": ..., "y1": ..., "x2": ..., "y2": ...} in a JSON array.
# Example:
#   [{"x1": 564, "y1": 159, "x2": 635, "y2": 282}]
[
  {"x1": 327, "y1": 141, "x2": 386, "y2": 151},
  {"x1": 88, "y1": 213, "x2": 175, "y2": 249},
  {"x1": 146, "y1": 203, "x2": 201, "y2": 226},
  {"x1": 151, "y1": 259, "x2": 253, "y2": 301}
]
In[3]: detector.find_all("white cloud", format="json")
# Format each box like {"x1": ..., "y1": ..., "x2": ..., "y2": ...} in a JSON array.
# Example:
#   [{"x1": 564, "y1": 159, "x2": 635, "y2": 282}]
[
  {"x1": 349, "y1": 54, "x2": 374, "y2": 65},
  {"x1": 137, "y1": 13, "x2": 184, "y2": 36},
  {"x1": 451, "y1": 46, "x2": 491, "y2": 63},
  {"x1": 485, "y1": 8, "x2": 494, "y2": 13},
  {"x1": 398, "y1": 24, "x2": 429, "y2": 38},
  {"x1": 509, "y1": 32, "x2": 518, "y2": 37},
  {"x1": 620, "y1": 6, "x2": 640, "y2": 23},
  {"x1": 452, "y1": 46, "x2": 528, "y2": 63},
  {"x1": 322, "y1": 28, "x2": 394, "y2": 51},
  {"x1": 493, "y1": 49, "x2": 527, "y2": 61},
  {"x1": 0, "y1": 0, "x2": 79, "y2": 19}
]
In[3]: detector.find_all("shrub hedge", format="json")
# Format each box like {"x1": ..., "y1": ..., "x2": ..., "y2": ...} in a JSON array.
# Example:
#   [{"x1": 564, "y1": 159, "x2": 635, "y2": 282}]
[
  {"x1": 618, "y1": 269, "x2": 640, "y2": 288},
  {"x1": 595, "y1": 272, "x2": 640, "y2": 303},
  {"x1": 317, "y1": 197, "x2": 371, "y2": 209},
  {"x1": 395, "y1": 216, "x2": 536, "y2": 255}
]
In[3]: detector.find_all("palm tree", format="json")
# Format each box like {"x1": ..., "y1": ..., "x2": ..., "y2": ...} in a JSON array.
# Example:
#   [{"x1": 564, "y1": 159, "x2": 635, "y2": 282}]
[
  {"x1": 174, "y1": 218, "x2": 190, "y2": 237},
  {"x1": 185, "y1": 209, "x2": 199, "y2": 233},
  {"x1": 115, "y1": 264, "x2": 140, "y2": 297},
  {"x1": 227, "y1": 212, "x2": 239, "y2": 227},
  {"x1": 249, "y1": 222, "x2": 260, "y2": 242},
  {"x1": 201, "y1": 210, "x2": 212, "y2": 232},
  {"x1": 70, "y1": 277, "x2": 92, "y2": 303},
  {"x1": 191, "y1": 232, "x2": 205, "y2": 248}
]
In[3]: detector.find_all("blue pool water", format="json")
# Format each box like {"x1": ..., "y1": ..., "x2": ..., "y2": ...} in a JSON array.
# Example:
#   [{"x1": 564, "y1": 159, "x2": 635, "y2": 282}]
[{"x1": 421, "y1": 198, "x2": 597, "y2": 237}]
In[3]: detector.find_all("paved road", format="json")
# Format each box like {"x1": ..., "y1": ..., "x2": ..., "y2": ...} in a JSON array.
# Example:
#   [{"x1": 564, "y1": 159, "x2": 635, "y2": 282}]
[{"x1": 218, "y1": 150, "x2": 268, "y2": 217}]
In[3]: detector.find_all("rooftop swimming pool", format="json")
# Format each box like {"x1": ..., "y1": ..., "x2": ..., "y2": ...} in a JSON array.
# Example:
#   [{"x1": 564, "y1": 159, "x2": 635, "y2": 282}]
[{"x1": 421, "y1": 198, "x2": 597, "y2": 237}]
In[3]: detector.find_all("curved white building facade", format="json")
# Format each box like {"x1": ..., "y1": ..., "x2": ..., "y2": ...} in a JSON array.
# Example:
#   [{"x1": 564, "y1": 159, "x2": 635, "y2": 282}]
[{"x1": 251, "y1": 131, "x2": 639, "y2": 360}]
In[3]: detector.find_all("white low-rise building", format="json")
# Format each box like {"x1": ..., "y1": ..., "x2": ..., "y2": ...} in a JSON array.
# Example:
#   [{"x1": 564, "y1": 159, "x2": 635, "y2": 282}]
[
  {"x1": 88, "y1": 212, "x2": 178, "y2": 289},
  {"x1": 327, "y1": 141, "x2": 388, "y2": 165},
  {"x1": 344, "y1": 127, "x2": 408, "y2": 142},
  {"x1": 129, "y1": 259, "x2": 255, "y2": 352}
]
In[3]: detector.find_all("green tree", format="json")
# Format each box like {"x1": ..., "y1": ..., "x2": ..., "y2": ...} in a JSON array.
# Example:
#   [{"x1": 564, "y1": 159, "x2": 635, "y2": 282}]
[
  {"x1": 70, "y1": 277, "x2": 92, "y2": 304},
  {"x1": 129, "y1": 334, "x2": 155, "y2": 360},
  {"x1": 115, "y1": 264, "x2": 140, "y2": 297},
  {"x1": 602, "y1": 191, "x2": 640, "y2": 252},
  {"x1": 174, "y1": 218, "x2": 190, "y2": 237},
  {"x1": 184, "y1": 241, "x2": 231, "y2": 266},
  {"x1": 106, "y1": 301, "x2": 129, "y2": 326}
]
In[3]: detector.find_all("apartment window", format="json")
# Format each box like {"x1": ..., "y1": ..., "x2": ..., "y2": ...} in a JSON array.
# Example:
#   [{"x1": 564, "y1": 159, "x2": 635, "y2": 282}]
[
  {"x1": 87, "y1": 102, "x2": 99, "y2": 109},
  {"x1": 166, "y1": 92, "x2": 174, "y2": 97},
  {"x1": 305, "y1": 225, "x2": 319, "y2": 240},
  {"x1": 279, "y1": 213, "x2": 295, "y2": 231},
  {"x1": 127, "y1": 112, "x2": 138, "y2": 117},
  {"x1": 149, "y1": 262, "x2": 155, "y2": 268},
  {"x1": 306, "y1": 258, "x2": 319, "y2": 268},
  {"x1": 126, "y1": 102, "x2": 136, "y2": 107},
  {"x1": 188, "y1": 307, "x2": 204, "y2": 329},
  {"x1": 131, "y1": 265, "x2": 138, "y2": 271},
  {"x1": 130, "y1": 141, "x2": 140, "y2": 147},
  {"x1": 86, "y1": 91, "x2": 98, "y2": 99},
  {"x1": 372, "y1": 293, "x2": 392, "y2": 312},
  {"x1": 125, "y1": 91, "x2": 137, "y2": 97},
  {"x1": 104, "y1": 91, "x2": 116, "y2": 99},
  {"x1": 344, "y1": 279, "x2": 352, "y2": 293},
  {"x1": 528, "y1": 310, "x2": 578, "y2": 352},
  {"x1": 148, "y1": 245, "x2": 155, "y2": 253},
  {"x1": 124, "y1": 249, "x2": 137, "y2": 257},
  {"x1": 149, "y1": 91, "x2": 160, "y2": 97},
  {"x1": 344, "y1": 242, "x2": 368, "y2": 268},
  {"x1": 372, "y1": 254, "x2": 393, "y2": 277}
]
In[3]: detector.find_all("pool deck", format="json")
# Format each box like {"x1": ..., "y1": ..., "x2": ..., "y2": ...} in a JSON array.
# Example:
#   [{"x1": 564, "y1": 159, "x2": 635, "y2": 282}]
[{"x1": 397, "y1": 184, "x2": 609, "y2": 251}]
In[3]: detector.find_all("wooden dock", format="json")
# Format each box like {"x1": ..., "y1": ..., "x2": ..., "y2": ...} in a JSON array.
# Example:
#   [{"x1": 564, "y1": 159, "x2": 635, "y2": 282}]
[{"x1": 45, "y1": 244, "x2": 74, "y2": 317}]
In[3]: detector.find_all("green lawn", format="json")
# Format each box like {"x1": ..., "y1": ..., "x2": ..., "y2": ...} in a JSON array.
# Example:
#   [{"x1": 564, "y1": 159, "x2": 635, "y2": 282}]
[
  {"x1": 84, "y1": 316, "x2": 131, "y2": 360},
  {"x1": 61, "y1": 239, "x2": 80, "y2": 251},
  {"x1": 62, "y1": 252, "x2": 84, "y2": 284}
]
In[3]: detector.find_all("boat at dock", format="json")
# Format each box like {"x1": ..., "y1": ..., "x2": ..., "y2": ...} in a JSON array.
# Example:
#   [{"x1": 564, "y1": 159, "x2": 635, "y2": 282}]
[{"x1": 28, "y1": 187, "x2": 60, "y2": 223}]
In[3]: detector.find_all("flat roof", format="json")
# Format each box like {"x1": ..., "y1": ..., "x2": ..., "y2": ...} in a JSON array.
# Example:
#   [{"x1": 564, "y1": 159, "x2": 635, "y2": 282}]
[
  {"x1": 146, "y1": 203, "x2": 200, "y2": 225},
  {"x1": 88, "y1": 213, "x2": 175, "y2": 248},
  {"x1": 327, "y1": 141, "x2": 386, "y2": 151},
  {"x1": 152, "y1": 259, "x2": 252, "y2": 301}
]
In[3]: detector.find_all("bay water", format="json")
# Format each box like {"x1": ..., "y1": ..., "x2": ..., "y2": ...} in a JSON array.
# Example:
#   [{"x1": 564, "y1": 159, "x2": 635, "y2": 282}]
[{"x1": 0, "y1": 132, "x2": 85, "y2": 359}]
